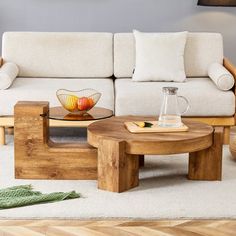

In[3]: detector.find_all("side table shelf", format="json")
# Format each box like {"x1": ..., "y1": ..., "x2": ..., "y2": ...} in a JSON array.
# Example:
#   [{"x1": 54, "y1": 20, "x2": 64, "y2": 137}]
[{"x1": 14, "y1": 101, "x2": 97, "y2": 180}]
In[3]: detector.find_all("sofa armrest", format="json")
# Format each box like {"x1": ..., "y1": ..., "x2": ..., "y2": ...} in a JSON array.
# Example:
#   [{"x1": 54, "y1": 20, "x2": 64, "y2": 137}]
[
  {"x1": 224, "y1": 58, "x2": 236, "y2": 89},
  {"x1": 0, "y1": 62, "x2": 19, "y2": 90}
]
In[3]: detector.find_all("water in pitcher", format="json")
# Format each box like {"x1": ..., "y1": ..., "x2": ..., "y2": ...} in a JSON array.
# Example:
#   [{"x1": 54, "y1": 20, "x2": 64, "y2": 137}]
[
  {"x1": 158, "y1": 114, "x2": 183, "y2": 128},
  {"x1": 158, "y1": 87, "x2": 189, "y2": 128}
]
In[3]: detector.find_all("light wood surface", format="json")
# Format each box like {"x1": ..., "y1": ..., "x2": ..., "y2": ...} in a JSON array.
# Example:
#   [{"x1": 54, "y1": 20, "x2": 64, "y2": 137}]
[
  {"x1": 0, "y1": 116, "x2": 233, "y2": 145},
  {"x1": 139, "y1": 155, "x2": 145, "y2": 167},
  {"x1": 225, "y1": 58, "x2": 236, "y2": 158},
  {"x1": 230, "y1": 141, "x2": 236, "y2": 160},
  {"x1": 224, "y1": 58, "x2": 236, "y2": 125},
  {"x1": 0, "y1": 126, "x2": 5, "y2": 145},
  {"x1": 0, "y1": 220, "x2": 235, "y2": 236},
  {"x1": 184, "y1": 117, "x2": 234, "y2": 126},
  {"x1": 98, "y1": 138, "x2": 139, "y2": 192},
  {"x1": 6, "y1": 127, "x2": 14, "y2": 135},
  {"x1": 230, "y1": 127, "x2": 236, "y2": 160},
  {"x1": 0, "y1": 116, "x2": 234, "y2": 127},
  {"x1": 14, "y1": 101, "x2": 97, "y2": 180},
  {"x1": 188, "y1": 127, "x2": 223, "y2": 181},
  {"x1": 125, "y1": 120, "x2": 189, "y2": 133},
  {"x1": 88, "y1": 116, "x2": 213, "y2": 155},
  {"x1": 224, "y1": 58, "x2": 236, "y2": 82},
  {"x1": 88, "y1": 116, "x2": 222, "y2": 192},
  {"x1": 224, "y1": 126, "x2": 231, "y2": 144}
]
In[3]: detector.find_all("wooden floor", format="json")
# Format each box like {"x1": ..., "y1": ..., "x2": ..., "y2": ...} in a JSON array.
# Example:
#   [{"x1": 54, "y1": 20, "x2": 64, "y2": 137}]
[{"x1": 0, "y1": 220, "x2": 235, "y2": 236}]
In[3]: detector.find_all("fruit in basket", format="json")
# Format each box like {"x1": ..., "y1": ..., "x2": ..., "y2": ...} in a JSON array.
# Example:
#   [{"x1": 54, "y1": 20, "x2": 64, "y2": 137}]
[
  {"x1": 77, "y1": 97, "x2": 91, "y2": 111},
  {"x1": 64, "y1": 95, "x2": 78, "y2": 112},
  {"x1": 88, "y1": 97, "x2": 94, "y2": 109},
  {"x1": 56, "y1": 89, "x2": 101, "y2": 114}
]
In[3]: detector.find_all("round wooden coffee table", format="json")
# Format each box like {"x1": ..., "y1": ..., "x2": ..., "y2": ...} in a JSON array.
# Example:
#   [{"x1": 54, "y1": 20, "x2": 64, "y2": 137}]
[{"x1": 88, "y1": 116, "x2": 223, "y2": 193}]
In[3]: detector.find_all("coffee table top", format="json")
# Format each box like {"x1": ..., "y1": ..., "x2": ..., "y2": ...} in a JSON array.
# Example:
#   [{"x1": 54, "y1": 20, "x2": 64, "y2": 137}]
[
  {"x1": 88, "y1": 116, "x2": 214, "y2": 155},
  {"x1": 49, "y1": 107, "x2": 113, "y2": 121}
]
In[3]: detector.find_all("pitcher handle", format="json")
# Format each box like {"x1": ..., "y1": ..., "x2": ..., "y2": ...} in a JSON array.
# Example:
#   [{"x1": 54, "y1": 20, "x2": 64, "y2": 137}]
[{"x1": 178, "y1": 96, "x2": 190, "y2": 115}]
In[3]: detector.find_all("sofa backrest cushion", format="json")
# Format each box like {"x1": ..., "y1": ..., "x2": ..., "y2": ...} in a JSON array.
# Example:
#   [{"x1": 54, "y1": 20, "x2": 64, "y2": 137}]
[
  {"x1": 114, "y1": 32, "x2": 224, "y2": 78},
  {"x1": 2, "y1": 32, "x2": 113, "y2": 78}
]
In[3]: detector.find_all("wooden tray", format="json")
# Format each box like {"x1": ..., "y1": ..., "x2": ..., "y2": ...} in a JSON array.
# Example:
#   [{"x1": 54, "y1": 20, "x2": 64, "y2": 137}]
[{"x1": 124, "y1": 121, "x2": 189, "y2": 133}]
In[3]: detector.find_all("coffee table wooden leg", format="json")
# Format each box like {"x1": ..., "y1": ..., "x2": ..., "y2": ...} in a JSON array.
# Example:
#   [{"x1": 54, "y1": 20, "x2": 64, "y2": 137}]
[
  {"x1": 139, "y1": 155, "x2": 145, "y2": 168},
  {"x1": 188, "y1": 127, "x2": 223, "y2": 181},
  {"x1": 98, "y1": 138, "x2": 139, "y2": 193}
]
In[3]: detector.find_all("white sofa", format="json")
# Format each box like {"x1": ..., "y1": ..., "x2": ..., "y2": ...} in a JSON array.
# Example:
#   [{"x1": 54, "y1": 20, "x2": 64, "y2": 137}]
[
  {"x1": 114, "y1": 33, "x2": 235, "y2": 116},
  {"x1": 0, "y1": 32, "x2": 236, "y2": 144},
  {"x1": 0, "y1": 32, "x2": 115, "y2": 115}
]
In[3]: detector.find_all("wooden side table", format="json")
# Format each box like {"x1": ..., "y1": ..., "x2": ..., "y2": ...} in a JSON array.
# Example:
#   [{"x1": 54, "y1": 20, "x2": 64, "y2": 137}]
[
  {"x1": 88, "y1": 116, "x2": 223, "y2": 193},
  {"x1": 14, "y1": 101, "x2": 112, "y2": 180}
]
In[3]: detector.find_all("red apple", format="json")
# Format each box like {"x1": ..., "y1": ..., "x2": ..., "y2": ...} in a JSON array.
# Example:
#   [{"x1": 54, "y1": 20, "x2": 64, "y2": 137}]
[
  {"x1": 88, "y1": 98, "x2": 94, "y2": 109},
  {"x1": 77, "y1": 97, "x2": 90, "y2": 111}
]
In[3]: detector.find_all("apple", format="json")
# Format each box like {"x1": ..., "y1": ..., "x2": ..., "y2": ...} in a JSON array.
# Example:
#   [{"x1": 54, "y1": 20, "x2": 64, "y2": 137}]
[
  {"x1": 64, "y1": 95, "x2": 78, "y2": 112},
  {"x1": 88, "y1": 97, "x2": 94, "y2": 109},
  {"x1": 77, "y1": 97, "x2": 90, "y2": 111}
]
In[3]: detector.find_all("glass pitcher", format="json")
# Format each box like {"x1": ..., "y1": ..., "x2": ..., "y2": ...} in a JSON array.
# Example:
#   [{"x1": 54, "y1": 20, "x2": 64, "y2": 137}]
[{"x1": 158, "y1": 87, "x2": 190, "y2": 128}]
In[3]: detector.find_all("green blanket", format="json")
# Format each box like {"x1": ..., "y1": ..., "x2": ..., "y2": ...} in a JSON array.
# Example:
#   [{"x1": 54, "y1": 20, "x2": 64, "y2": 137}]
[{"x1": 0, "y1": 185, "x2": 80, "y2": 209}]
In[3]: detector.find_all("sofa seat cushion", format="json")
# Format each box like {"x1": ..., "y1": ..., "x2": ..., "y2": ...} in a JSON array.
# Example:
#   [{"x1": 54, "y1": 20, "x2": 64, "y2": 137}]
[
  {"x1": 0, "y1": 77, "x2": 114, "y2": 116},
  {"x1": 115, "y1": 78, "x2": 235, "y2": 116}
]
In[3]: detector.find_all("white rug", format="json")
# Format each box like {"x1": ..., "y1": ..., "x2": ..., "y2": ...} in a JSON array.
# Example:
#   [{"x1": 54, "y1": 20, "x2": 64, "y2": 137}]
[{"x1": 1, "y1": 131, "x2": 236, "y2": 219}]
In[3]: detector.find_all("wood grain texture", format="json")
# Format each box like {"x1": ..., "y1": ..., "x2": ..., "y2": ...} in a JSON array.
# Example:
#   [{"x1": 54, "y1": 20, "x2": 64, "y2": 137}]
[
  {"x1": 224, "y1": 58, "x2": 236, "y2": 81},
  {"x1": 230, "y1": 141, "x2": 236, "y2": 160},
  {"x1": 6, "y1": 127, "x2": 14, "y2": 135},
  {"x1": 230, "y1": 127, "x2": 236, "y2": 160},
  {"x1": 226, "y1": 57, "x2": 236, "y2": 159},
  {"x1": 224, "y1": 58, "x2": 236, "y2": 125},
  {"x1": 188, "y1": 127, "x2": 223, "y2": 181},
  {"x1": 0, "y1": 116, "x2": 234, "y2": 146},
  {"x1": 0, "y1": 220, "x2": 235, "y2": 236},
  {"x1": 0, "y1": 116, "x2": 234, "y2": 128},
  {"x1": 89, "y1": 116, "x2": 223, "y2": 192},
  {"x1": 0, "y1": 126, "x2": 5, "y2": 145},
  {"x1": 98, "y1": 138, "x2": 139, "y2": 192},
  {"x1": 125, "y1": 121, "x2": 189, "y2": 133},
  {"x1": 223, "y1": 126, "x2": 230, "y2": 145},
  {"x1": 88, "y1": 116, "x2": 213, "y2": 155},
  {"x1": 14, "y1": 101, "x2": 97, "y2": 180},
  {"x1": 139, "y1": 155, "x2": 145, "y2": 167}
]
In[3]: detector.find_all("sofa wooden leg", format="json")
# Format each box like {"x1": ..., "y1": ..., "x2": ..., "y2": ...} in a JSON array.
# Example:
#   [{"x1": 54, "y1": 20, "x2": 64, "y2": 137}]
[
  {"x1": 6, "y1": 127, "x2": 14, "y2": 135},
  {"x1": 223, "y1": 126, "x2": 230, "y2": 145},
  {"x1": 139, "y1": 155, "x2": 145, "y2": 168},
  {"x1": 0, "y1": 126, "x2": 6, "y2": 145}
]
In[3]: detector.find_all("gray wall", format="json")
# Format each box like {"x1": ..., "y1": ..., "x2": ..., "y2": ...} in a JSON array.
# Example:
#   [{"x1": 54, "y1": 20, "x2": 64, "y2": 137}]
[{"x1": 0, "y1": 0, "x2": 236, "y2": 63}]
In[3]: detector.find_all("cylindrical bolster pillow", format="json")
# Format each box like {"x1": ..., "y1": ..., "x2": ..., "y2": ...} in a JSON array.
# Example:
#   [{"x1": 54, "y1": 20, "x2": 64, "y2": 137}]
[
  {"x1": 0, "y1": 62, "x2": 19, "y2": 90},
  {"x1": 208, "y1": 63, "x2": 234, "y2": 91}
]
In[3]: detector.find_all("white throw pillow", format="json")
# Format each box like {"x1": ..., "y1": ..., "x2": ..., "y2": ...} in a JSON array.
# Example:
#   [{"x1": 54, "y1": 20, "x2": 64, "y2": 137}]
[
  {"x1": 208, "y1": 63, "x2": 234, "y2": 91},
  {"x1": 0, "y1": 62, "x2": 19, "y2": 90},
  {"x1": 132, "y1": 30, "x2": 188, "y2": 82}
]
